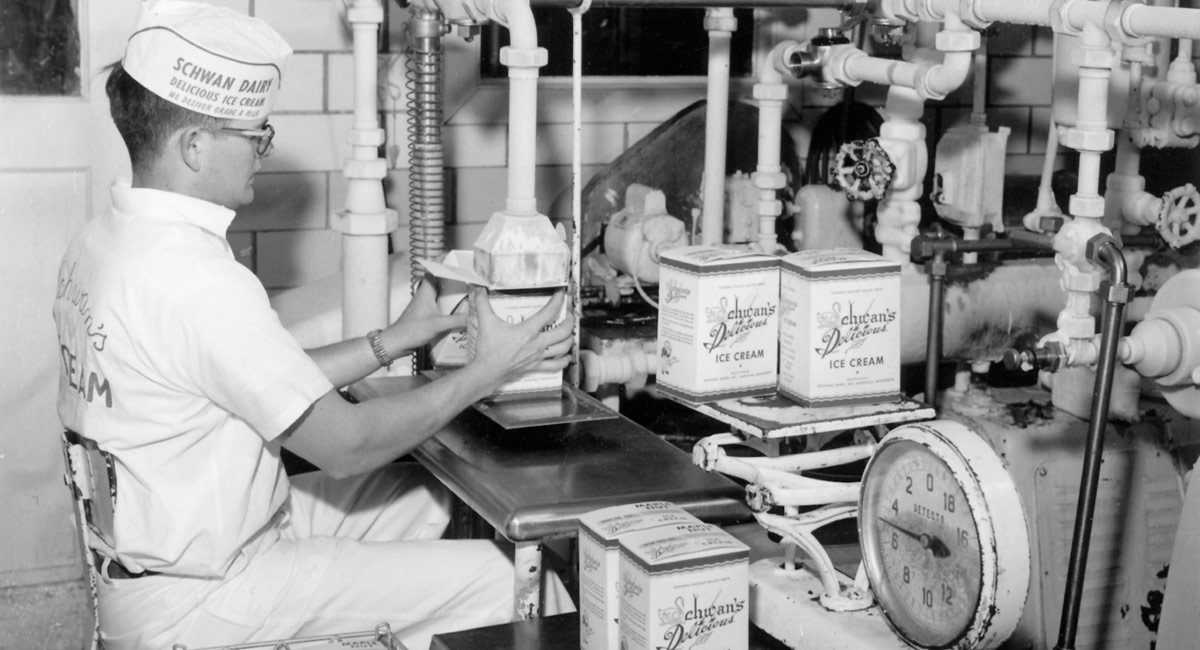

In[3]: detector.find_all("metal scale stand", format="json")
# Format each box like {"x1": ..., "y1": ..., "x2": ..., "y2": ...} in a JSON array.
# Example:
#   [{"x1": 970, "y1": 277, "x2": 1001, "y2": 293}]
[{"x1": 685, "y1": 393, "x2": 935, "y2": 650}]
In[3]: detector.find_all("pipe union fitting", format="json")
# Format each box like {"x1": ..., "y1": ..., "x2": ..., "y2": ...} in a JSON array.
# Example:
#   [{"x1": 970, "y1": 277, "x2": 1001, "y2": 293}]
[
  {"x1": 935, "y1": 29, "x2": 981, "y2": 53},
  {"x1": 957, "y1": 0, "x2": 992, "y2": 31},
  {"x1": 347, "y1": 128, "x2": 386, "y2": 147},
  {"x1": 757, "y1": 200, "x2": 784, "y2": 216},
  {"x1": 344, "y1": 157, "x2": 389, "y2": 180},
  {"x1": 499, "y1": 46, "x2": 548, "y2": 68},
  {"x1": 1060, "y1": 126, "x2": 1115, "y2": 153},
  {"x1": 346, "y1": 5, "x2": 384, "y2": 24},
  {"x1": 1106, "y1": 0, "x2": 1139, "y2": 43},
  {"x1": 754, "y1": 170, "x2": 788, "y2": 190},
  {"x1": 332, "y1": 207, "x2": 400, "y2": 236},
  {"x1": 1072, "y1": 46, "x2": 1115, "y2": 70},
  {"x1": 703, "y1": 13, "x2": 738, "y2": 32},
  {"x1": 1084, "y1": 233, "x2": 1119, "y2": 262},
  {"x1": 1068, "y1": 194, "x2": 1108, "y2": 219},
  {"x1": 1049, "y1": 0, "x2": 1081, "y2": 36},
  {"x1": 753, "y1": 84, "x2": 789, "y2": 101}
]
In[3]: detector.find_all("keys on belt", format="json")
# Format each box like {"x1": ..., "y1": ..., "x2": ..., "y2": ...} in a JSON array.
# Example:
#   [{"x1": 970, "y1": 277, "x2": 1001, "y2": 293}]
[{"x1": 92, "y1": 549, "x2": 160, "y2": 579}]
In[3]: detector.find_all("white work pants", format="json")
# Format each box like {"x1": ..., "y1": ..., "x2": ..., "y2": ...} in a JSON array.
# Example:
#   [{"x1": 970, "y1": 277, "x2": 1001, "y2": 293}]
[{"x1": 96, "y1": 464, "x2": 574, "y2": 650}]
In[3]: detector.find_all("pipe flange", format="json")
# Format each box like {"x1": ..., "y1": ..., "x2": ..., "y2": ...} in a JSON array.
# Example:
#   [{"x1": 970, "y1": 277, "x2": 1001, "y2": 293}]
[
  {"x1": 703, "y1": 11, "x2": 738, "y2": 33},
  {"x1": 957, "y1": 0, "x2": 993, "y2": 32},
  {"x1": 912, "y1": 59, "x2": 948, "y2": 101},
  {"x1": 1110, "y1": 0, "x2": 1146, "y2": 41},
  {"x1": 1049, "y1": 0, "x2": 1082, "y2": 36}
]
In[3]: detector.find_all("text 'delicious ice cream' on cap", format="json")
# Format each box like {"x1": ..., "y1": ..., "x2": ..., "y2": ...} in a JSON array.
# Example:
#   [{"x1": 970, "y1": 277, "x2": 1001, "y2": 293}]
[{"x1": 123, "y1": 0, "x2": 292, "y2": 121}]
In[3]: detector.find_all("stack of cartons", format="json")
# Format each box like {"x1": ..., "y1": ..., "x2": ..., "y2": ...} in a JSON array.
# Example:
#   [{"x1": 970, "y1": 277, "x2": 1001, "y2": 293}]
[{"x1": 578, "y1": 502, "x2": 701, "y2": 650}]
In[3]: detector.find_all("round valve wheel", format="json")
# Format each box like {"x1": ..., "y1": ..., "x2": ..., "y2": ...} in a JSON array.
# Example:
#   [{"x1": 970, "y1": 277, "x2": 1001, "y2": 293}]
[
  {"x1": 831, "y1": 139, "x2": 896, "y2": 201},
  {"x1": 1156, "y1": 183, "x2": 1200, "y2": 249}
]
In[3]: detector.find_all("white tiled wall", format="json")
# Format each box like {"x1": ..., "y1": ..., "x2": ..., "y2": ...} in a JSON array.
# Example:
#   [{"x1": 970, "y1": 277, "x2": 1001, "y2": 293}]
[{"x1": 240, "y1": 8, "x2": 1058, "y2": 292}]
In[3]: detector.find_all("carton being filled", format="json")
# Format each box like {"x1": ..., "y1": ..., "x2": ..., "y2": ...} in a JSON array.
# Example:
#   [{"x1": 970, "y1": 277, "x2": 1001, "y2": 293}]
[
  {"x1": 577, "y1": 502, "x2": 701, "y2": 650},
  {"x1": 655, "y1": 245, "x2": 779, "y2": 405},
  {"x1": 419, "y1": 251, "x2": 568, "y2": 397},
  {"x1": 617, "y1": 522, "x2": 749, "y2": 650}
]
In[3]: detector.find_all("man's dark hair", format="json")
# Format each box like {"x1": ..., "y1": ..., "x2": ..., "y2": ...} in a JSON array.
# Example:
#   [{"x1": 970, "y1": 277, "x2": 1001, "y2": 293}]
[{"x1": 105, "y1": 61, "x2": 217, "y2": 171}]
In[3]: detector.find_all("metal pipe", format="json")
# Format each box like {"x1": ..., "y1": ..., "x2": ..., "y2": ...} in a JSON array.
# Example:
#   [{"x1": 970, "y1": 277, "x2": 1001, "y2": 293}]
[
  {"x1": 1053, "y1": 240, "x2": 1129, "y2": 650},
  {"x1": 924, "y1": 250, "x2": 946, "y2": 409}
]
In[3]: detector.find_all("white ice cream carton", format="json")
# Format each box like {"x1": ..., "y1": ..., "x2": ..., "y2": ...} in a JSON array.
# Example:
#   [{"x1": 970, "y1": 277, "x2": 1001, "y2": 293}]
[
  {"x1": 617, "y1": 522, "x2": 749, "y2": 650},
  {"x1": 419, "y1": 253, "x2": 567, "y2": 398},
  {"x1": 778, "y1": 248, "x2": 900, "y2": 407},
  {"x1": 578, "y1": 502, "x2": 701, "y2": 650},
  {"x1": 655, "y1": 245, "x2": 779, "y2": 405}
]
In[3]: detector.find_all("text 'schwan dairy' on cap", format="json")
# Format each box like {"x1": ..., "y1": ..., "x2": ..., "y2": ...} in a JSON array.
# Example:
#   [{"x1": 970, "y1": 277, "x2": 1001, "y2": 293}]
[{"x1": 123, "y1": 0, "x2": 291, "y2": 121}]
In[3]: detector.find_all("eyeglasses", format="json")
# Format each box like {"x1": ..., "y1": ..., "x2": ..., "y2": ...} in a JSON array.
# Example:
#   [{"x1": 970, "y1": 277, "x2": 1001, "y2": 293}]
[{"x1": 211, "y1": 123, "x2": 275, "y2": 156}]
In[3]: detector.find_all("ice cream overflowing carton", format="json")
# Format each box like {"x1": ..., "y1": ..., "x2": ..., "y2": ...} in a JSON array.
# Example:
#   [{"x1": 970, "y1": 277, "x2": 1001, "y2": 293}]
[
  {"x1": 778, "y1": 247, "x2": 900, "y2": 407},
  {"x1": 578, "y1": 502, "x2": 701, "y2": 650},
  {"x1": 655, "y1": 245, "x2": 779, "y2": 405}
]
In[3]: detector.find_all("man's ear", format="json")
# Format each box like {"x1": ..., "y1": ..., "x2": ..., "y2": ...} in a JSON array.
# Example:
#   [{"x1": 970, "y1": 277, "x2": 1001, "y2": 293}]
[{"x1": 178, "y1": 127, "x2": 205, "y2": 172}]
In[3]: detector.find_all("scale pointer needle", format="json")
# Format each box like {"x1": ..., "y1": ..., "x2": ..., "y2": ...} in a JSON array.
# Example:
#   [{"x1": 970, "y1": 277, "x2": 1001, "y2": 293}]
[{"x1": 880, "y1": 517, "x2": 951, "y2": 559}]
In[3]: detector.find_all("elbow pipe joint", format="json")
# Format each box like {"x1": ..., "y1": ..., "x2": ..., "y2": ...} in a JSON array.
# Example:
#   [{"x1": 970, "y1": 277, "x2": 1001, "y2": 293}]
[{"x1": 1089, "y1": 236, "x2": 1131, "y2": 302}]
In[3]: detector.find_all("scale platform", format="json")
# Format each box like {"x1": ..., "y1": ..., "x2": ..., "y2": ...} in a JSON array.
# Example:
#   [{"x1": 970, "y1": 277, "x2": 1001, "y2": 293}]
[{"x1": 674, "y1": 393, "x2": 935, "y2": 439}]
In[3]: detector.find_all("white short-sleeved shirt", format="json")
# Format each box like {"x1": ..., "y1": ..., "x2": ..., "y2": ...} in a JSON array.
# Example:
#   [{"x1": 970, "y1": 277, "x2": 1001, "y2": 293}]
[{"x1": 53, "y1": 182, "x2": 334, "y2": 578}]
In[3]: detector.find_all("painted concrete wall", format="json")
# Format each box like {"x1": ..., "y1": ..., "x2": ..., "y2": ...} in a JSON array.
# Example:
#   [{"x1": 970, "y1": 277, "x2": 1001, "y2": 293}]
[{"x1": 0, "y1": 0, "x2": 1057, "y2": 593}]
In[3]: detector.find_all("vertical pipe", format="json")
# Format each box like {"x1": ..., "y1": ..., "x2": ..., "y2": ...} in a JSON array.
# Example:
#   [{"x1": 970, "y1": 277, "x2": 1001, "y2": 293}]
[
  {"x1": 338, "y1": 0, "x2": 397, "y2": 342},
  {"x1": 924, "y1": 251, "x2": 947, "y2": 408},
  {"x1": 699, "y1": 8, "x2": 735, "y2": 244}
]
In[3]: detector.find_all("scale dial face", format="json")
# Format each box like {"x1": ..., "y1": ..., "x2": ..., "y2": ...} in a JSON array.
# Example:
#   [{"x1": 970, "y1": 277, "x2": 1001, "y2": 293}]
[{"x1": 859, "y1": 421, "x2": 1030, "y2": 650}]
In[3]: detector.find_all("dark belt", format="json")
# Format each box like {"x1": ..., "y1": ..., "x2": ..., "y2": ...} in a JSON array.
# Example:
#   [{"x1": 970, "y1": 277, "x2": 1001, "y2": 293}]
[{"x1": 93, "y1": 549, "x2": 159, "y2": 580}]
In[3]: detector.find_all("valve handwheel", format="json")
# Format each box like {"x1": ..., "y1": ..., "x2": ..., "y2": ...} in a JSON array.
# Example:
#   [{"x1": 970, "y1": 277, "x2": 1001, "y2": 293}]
[
  {"x1": 1156, "y1": 183, "x2": 1200, "y2": 249},
  {"x1": 831, "y1": 138, "x2": 896, "y2": 201}
]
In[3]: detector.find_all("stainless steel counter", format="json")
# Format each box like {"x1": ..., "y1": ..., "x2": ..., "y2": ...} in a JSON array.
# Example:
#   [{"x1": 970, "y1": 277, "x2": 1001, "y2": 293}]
[{"x1": 350, "y1": 376, "x2": 752, "y2": 541}]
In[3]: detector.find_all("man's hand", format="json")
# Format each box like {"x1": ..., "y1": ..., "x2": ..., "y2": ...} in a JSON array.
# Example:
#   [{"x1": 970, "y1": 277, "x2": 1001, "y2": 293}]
[
  {"x1": 467, "y1": 287, "x2": 574, "y2": 387},
  {"x1": 382, "y1": 279, "x2": 467, "y2": 358}
]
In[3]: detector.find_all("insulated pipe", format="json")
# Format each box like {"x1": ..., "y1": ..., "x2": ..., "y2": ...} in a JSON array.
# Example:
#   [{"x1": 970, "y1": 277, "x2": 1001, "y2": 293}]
[
  {"x1": 1051, "y1": 19, "x2": 1115, "y2": 345},
  {"x1": 700, "y1": 8, "x2": 736, "y2": 245},
  {"x1": 335, "y1": 0, "x2": 398, "y2": 342},
  {"x1": 830, "y1": 18, "x2": 974, "y2": 101},
  {"x1": 752, "y1": 41, "x2": 801, "y2": 252},
  {"x1": 494, "y1": 0, "x2": 543, "y2": 215}
]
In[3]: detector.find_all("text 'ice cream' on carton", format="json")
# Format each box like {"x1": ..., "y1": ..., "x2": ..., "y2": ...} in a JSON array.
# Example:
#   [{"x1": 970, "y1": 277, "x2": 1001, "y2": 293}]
[
  {"x1": 578, "y1": 502, "x2": 701, "y2": 650},
  {"x1": 655, "y1": 245, "x2": 779, "y2": 405},
  {"x1": 617, "y1": 522, "x2": 749, "y2": 650},
  {"x1": 778, "y1": 247, "x2": 900, "y2": 407},
  {"x1": 419, "y1": 252, "x2": 568, "y2": 397}
]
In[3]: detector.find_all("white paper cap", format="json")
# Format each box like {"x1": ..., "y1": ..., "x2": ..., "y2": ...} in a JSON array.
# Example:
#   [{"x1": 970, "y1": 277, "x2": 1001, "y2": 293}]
[{"x1": 123, "y1": 1, "x2": 292, "y2": 121}]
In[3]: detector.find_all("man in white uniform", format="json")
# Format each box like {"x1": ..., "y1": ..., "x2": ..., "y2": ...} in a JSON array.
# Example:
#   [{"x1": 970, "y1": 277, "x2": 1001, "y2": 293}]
[{"x1": 52, "y1": 2, "x2": 575, "y2": 649}]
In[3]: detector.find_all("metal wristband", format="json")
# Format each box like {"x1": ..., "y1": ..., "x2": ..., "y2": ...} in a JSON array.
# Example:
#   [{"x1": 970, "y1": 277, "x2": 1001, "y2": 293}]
[{"x1": 367, "y1": 329, "x2": 393, "y2": 369}]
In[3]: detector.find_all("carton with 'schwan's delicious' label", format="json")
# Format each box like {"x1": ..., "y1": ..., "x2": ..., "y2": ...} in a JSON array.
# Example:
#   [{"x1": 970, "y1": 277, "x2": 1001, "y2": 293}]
[
  {"x1": 578, "y1": 502, "x2": 700, "y2": 650},
  {"x1": 656, "y1": 245, "x2": 779, "y2": 405},
  {"x1": 778, "y1": 248, "x2": 900, "y2": 407},
  {"x1": 617, "y1": 522, "x2": 749, "y2": 650}
]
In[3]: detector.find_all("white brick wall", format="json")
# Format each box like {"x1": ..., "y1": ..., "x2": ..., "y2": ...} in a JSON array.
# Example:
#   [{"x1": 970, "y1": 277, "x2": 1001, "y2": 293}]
[{"x1": 240, "y1": 11, "x2": 1058, "y2": 291}]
